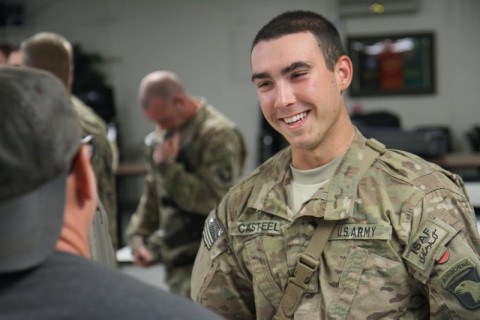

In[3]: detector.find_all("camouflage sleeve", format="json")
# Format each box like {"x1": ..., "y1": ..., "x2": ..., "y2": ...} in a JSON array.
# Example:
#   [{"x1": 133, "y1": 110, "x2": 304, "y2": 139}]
[
  {"x1": 90, "y1": 129, "x2": 118, "y2": 249},
  {"x1": 402, "y1": 185, "x2": 480, "y2": 317},
  {"x1": 191, "y1": 207, "x2": 255, "y2": 319},
  {"x1": 88, "y1": 199, "x2": 116, "y2": 268},
  {"x1": 73, "y1": 97, "x2": 118, "y2": 250},
  {"x1": 158, "y1": 128, "x2": 245, "y2": 215},
  {"x1": 126, "y1": 171, "x2": 160, "y2": 254}
]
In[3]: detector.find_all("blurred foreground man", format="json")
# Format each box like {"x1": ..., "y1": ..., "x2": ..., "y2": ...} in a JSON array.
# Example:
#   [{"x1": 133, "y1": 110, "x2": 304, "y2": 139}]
[
  {"x1": 0, "y1": 66, "x2": 221, "y2": 320},
  {"x1": 21, "y1": 32, "x2": 118, "y2": 265}
]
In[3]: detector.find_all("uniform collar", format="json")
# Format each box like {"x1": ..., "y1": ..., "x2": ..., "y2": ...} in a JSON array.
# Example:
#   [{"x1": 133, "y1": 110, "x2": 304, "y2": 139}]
[
  {"x1": 323, "y1": 130, "x2": 383, "y2": 220},
  {"x1": 177, "y1": 97, "x2": 207, "y2": 148},
  {"x1": 248, "y1": 148, "x2": 292, "y2": 219},
  {"x1": 246, "y1": 130, "x2": 381, "y2": 221}
]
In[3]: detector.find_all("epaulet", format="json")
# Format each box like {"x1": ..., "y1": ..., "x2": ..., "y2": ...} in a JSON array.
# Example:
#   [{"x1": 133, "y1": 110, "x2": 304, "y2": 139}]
[{"x1": 366, "y1": 138, "x2": 386, "y2": 155}]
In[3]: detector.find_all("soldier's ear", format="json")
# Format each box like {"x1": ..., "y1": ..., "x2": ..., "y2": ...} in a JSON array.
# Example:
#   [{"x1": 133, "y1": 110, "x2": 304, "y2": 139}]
[
  {"x1": 70, "y1": 145, "x2": 96, "y2": 204},
  {"x1": 335, "y1": 55, "x2": 353, "y2": 91}
]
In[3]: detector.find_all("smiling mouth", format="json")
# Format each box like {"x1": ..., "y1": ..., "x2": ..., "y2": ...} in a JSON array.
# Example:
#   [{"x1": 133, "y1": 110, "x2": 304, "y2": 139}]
[{"x1": 283, "y1": 111, "x2": 308, "y2": 124}]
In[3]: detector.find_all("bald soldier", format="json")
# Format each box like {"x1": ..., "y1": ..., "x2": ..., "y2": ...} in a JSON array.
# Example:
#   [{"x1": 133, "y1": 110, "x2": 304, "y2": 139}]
[
  {"x1": 191, "y1": 11, "x2": 480, "y2": 319},
  {"x1": 126, "y1": 71, "x2": 246, "y2": 297}
]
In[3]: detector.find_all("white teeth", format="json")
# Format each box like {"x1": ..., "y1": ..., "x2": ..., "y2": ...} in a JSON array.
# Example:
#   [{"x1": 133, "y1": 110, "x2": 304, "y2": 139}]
[{"x1": 284, "y1": 112, "x2": 307, "y2": 124}]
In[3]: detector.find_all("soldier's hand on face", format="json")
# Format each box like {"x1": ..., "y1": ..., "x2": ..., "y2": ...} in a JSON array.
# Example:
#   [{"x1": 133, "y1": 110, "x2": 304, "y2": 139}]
[
  {"x1": 132, "y1": 246, "x2": 154, "y2": 267},
  {"x1": 153, "y1": 133, "x2": 180, "y2": 164}
]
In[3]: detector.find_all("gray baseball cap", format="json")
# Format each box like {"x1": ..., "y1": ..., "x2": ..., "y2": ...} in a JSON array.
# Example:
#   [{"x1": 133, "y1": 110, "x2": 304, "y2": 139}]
[{"x1": 0, "y1": 66, "x2": 82, "y2": 273}]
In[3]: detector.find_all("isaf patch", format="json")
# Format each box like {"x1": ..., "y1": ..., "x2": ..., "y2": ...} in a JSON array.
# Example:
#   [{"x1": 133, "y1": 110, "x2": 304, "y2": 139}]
[
  {"x1": 402, "y1": 219, "x2": 455, "y2": 272},
  {"x1": 203, "y1": 214, "x2": 224, "y2": 250}
]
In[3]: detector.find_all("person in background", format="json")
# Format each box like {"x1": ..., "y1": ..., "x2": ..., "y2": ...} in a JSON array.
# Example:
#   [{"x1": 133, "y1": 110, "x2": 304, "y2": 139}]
[
  {"x1": 191, "y1": 10, "x2": 480, "y2": 319},
  {"x1": 6, "y1": 45, "x2": 22, "y2": 66},
  {"x1": 0, "y1": 43, "x2": 13, "y2": 64},
  {"x1": 20, "y1": 32, "x2": 119, "y2": 267},
  {"x1": 0, "y1": 66, "x2": 221, "y2": 320},
  {"x1": 126, "y1": 70, "x2": 247, "y2": 297}
]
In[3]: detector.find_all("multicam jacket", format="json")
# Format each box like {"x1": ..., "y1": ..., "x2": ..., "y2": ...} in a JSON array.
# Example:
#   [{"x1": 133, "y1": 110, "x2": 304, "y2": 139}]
[
  {"x1": 192, "y1": 130, "x2": 480, "y2": 319},
  {"x1": 72, "y1": 96, "x2": 117, "y2": 267},
  {"x1": 127, "y1": 100, "x2": 246, "y2": 271}
]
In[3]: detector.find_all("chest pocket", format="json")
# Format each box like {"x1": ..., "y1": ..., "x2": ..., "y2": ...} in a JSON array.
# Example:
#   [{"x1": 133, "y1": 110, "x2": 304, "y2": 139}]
[
  {"x1": 327, "y1": 245, "x2": 369, "y2": 319},
  {"x1": 244, "y1": 236, "x2": 284, "y2": 306},
  {"x1": 326, "y1": 242, "x2": 414, "y2": 320}
]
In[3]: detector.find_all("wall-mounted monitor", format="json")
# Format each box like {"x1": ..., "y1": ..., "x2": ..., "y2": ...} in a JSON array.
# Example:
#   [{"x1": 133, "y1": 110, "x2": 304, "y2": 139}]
[
  {"x1": 347, "y1": 32, "x2": 435, "y2": 97},
  {"x1": 0, "y1": 0, "x2": 24, "y2": 27}
]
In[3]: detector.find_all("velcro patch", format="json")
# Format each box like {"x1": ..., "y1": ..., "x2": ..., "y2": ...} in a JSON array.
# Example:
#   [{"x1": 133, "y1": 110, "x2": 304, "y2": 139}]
[
  {"x1": 403, "y1": 219, "x2": 456, "y2": 272},
  {"x1": 230, "y1": 221, "x2": 284, "y2": 236},
  {"x1": 330, "y1": 224, "x2": 392, "y2": 240},
  {"x1": 202, "y1": 214, "x2": 225, "y2": 250}
]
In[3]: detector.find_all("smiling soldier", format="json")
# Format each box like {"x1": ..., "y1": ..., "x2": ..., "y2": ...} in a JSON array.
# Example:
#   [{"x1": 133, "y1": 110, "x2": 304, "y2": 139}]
[{"x1": 191, "y1": 10, "x2": 480, "y2": 319}]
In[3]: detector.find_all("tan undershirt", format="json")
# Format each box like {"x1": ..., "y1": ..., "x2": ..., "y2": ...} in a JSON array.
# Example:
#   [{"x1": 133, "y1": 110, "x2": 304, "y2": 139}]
[{"x1": 288, "y1": 154, "x2": 345, "y2": 216}]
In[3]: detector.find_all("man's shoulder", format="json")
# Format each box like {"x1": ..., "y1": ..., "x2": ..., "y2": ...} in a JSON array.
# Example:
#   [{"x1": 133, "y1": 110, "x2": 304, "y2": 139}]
[
  {"x1": 71, "y1": 95, "x2": 108, "y2": 134},
  {"x1": 195, "y1": 105, "x2": 246, "y2": 156},
  {"x1": 47, "y1": 252, "x2": 220, "y2": 319},
  {"x1": 223, "y1": 148, "x2": 290, "y2": 205},
  {"x1": 374, "y1": 147, "x2": 463, "y2": 193},
  {"x1": 201, "y1": 103, "x2": 237, "y2": 132},
  {"x1": 380, "y1": 147, "x2": 436, "y2": 172}
]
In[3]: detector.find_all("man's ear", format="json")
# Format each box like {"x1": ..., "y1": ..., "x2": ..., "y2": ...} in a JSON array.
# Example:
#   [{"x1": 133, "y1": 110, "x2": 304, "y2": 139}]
[
  {"x1": 70, "y1": 145, "x2": 96, "y2": 204},
  {"x1": 335, "y1": 55, "x2": 353, "y2": 91},
  {"x1": 172, "y1": 94, "x2": 187, "y2": 106}
]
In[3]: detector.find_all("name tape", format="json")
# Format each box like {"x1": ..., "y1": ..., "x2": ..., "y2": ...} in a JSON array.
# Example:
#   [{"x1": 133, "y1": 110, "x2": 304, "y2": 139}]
[{"x1": 330, "y1": 224, "x2": 392, "y2": 240}]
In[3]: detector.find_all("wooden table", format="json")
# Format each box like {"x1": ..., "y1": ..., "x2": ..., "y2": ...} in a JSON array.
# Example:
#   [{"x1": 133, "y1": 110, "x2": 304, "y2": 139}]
[
  {"x1": 427, "y1": 153, "x2": 480, "y2": 169},
  {"x1": 116, "y1": 162, "x2": 147, "y2": 176},
  {"x1": 115, "y1": 162, "x2": 147, "y2": 247}
]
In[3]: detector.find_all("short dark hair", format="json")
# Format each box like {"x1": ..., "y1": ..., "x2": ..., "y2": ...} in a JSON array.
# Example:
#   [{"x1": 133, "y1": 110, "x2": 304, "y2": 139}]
[
  {"x1": 252, "y1": 10, "x2": 346, "y2": 71},
  {"x1": 21, "y1": 33, "x2": 72, "y2": 89}
]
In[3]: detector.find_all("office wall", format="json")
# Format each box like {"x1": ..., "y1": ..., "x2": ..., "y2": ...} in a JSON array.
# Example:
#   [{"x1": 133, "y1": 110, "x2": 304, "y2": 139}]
[
  {"x1": 1, "y1": 0, "x2": 479, "y2": 174},
  {"x1": 342, "y1": 0, "x2": 480, "y2": 152}
]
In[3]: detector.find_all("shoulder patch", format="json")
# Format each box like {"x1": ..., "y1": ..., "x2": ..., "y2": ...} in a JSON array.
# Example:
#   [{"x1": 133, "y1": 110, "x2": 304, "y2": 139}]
[
  {"x1": 440, "y1": 258, "x2": 476, "y2": 288},
  {"x1": 402, "y1": 219, "x2": 457, "y2": 273},
  {"x1": 202, "y1": 214, "x2": 225, "y2": 250},
  {"x1": 446, "y1": 264, "x2": 480, "y2": 310}
]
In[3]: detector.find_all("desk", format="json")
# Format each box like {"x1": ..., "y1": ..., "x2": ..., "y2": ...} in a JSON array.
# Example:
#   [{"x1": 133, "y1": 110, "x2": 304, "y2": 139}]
[
  {"x1": 424, "y1": 155, "x2": 480, "y2": 218},
  {"x1": 466, "y1": 182, "x2": 480, "y2": 232},
  {"x1": 115, "y1": 163, "x2": 147, "y2": 247},
  {"x1": 465, "y1": 182, "x2": 480, "y2": 207},
  {"x1": 116, "y1": 162, "x2": 147, "y2": 176},
  {"x1": 427, "y1": 153, "x2": 480, "y2": 169},
  {"x1": 115, "y1": 154, "x2": 480, "y2": 174}
]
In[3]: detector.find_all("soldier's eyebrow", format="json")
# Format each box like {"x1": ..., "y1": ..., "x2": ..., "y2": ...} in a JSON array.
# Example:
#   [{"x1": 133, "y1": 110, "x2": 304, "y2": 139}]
[
  {"x1": 281, "y1": 61, "x2": 311, "y2": 75},
  {"x1": 251, "y1": 61, "x2": 312, "y2": 82},
  {"x1": 251, "y1": 72, "x2": 270, "y2": 83}
]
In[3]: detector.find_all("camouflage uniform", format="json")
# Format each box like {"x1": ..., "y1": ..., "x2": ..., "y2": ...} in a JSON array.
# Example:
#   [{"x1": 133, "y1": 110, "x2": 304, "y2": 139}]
[
  {"x1": 192, "y1": 130, "x2": 480, "y2": 319},
  {"x1": 72, "y1": 96, "x2": 118, "y2": 267},
  {"x1": 127, "y1": 99, "x2": 246, "y2": 297}
]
